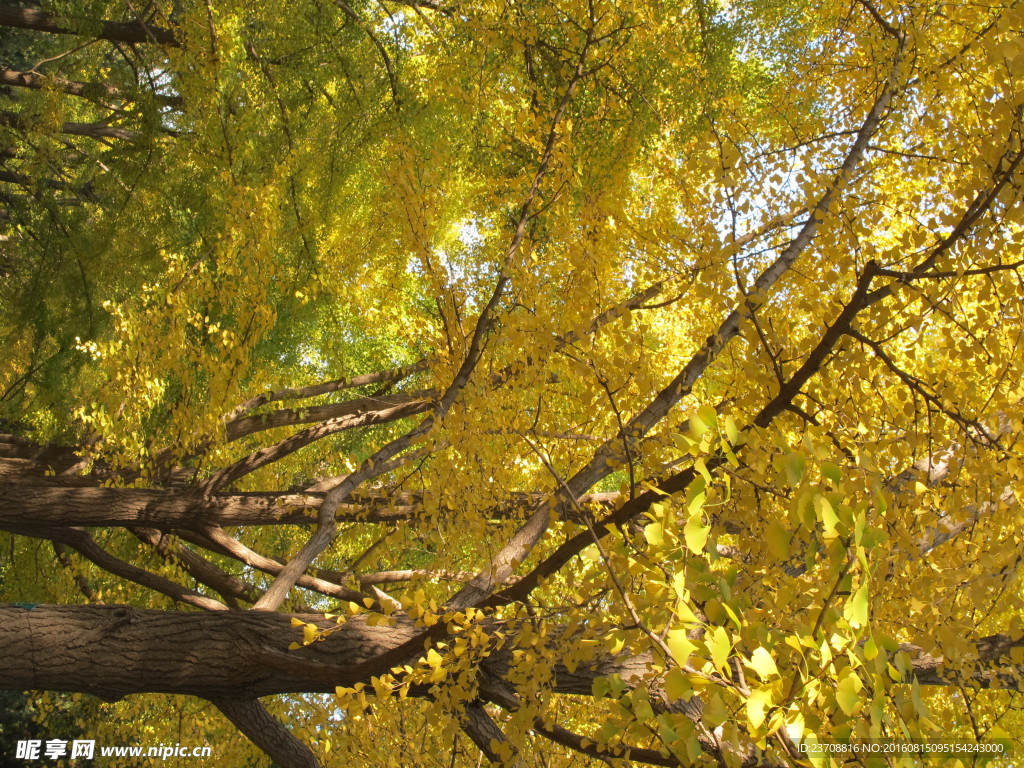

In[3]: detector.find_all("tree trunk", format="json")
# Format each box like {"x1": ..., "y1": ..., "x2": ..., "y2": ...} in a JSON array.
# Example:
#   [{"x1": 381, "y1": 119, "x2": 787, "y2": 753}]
[
  {"x1": 0, "y1": 604, "x2": 1018, "y2": 705},
  {"x1": 0, "y1": 604, "x2": 416, "y2": 699}
]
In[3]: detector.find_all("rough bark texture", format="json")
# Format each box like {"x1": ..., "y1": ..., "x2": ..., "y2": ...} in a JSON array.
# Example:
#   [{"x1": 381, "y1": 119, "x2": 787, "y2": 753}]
[
  {"x1": 0, "y1": 68, "x2": 183, "y2": 107},
  {"x1": 0, "y1": 604, "x2": 417, "y2": 699},
  {"x1": 1, "y1": 604, "x2": 1018, "y2": 705},
  {"x1": 0, "y1": 111, "x2": 140, "y2": 142},
  {"x1": 0, "y1": 466, "x2": 595, "y2": 531},
  {"x1": 0, "y1": 6, "x2": 180, "y2": 46},
  {"x1": 0, "y1": 482, "x2": 416, "y2": 529},
  {"x1": 225, "y1": 390, "x2": 436, "y2": 441}
]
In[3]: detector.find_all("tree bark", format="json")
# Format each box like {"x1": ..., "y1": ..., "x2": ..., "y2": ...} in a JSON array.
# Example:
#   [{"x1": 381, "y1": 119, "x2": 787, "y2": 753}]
[
  {"x1": 0, "y1": 481, "x2": 422, "y2": 529},
  {"x1": 0, "y1": 68, "x2": 183, "y2": 109},
  {"x1": 0, "y1": 110, "x2": 140, "y2": 142},
  {"x1": 0, "y1": 484, "x2": 319, "y2": 528},
  {"x1": 224, "y1": 390, "x2": 436, "y2": 441},
  {"x1": 0, "y1": 6, "x2": 180, "y2": 47},
  {"x1": 0, "y1": 604, "x2": 1019, "y2": 704},
  {"x1": 0, "y1": 465, "x2": 605, "y2": 531},
  {"x1": 212, "y1": 698, "x2": 324, "y2": 768},
  {"x1": 0, "y1": 604, "x2": 416, "y2": 699}
]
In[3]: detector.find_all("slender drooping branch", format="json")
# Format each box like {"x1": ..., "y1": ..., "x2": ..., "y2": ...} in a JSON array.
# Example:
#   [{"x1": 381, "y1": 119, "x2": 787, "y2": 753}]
[
  {"x1": 200, "y1": 396, "x2": 434, "y2": 494},
  {"x1": 130, "y1": 527, "x2": 263, "y2": 607},
  {"x1": 203, "y1": 526, "x2": 366, "y2": 603},
  {"x1": 9, "y1": 526, "x2": 228, "y2": 611},
  {"x1": 210, "y1": 698, "x2": 324, "y2": 768}
]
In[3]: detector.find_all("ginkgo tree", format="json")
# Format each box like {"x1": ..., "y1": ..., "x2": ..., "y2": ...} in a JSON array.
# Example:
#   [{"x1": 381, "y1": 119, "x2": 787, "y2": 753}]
[{"x1": 1, "y1": 0, "x2": 1023, "y2": 765}]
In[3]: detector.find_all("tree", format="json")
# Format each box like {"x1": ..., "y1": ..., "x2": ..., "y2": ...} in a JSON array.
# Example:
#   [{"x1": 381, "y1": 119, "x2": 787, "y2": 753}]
[{"x1": 1, "y1": 0, "x2": 1023, "y2": 766}]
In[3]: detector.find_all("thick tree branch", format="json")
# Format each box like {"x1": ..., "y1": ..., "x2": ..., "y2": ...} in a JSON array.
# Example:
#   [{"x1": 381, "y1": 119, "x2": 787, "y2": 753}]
[
  {"x1": 461, "y1": 703, "x2": 525, "y2": 767},
  {"x1": 0, "y1": 68, "x2": 183, "y2": 108},
  {"x1": 130, "y1": 527, "x2": 263, "y2": 607},
  {"x1": 532, "y1": 721, "x2": 680, "y2": 767},
  {"x1": 0, "y1": 110, "x2": 141, "y2": 142},
  {"x1": 224, "y1": 390, "x2": 436, "y2": 441},
  {"x1": 0, "y1": 474, "x2": 619, "y2": 532},
  {"x1": 200, "y1": 396, "x2": 433, "y2": 494},
  {"x1": 0, "y1": 483, "x2": 324, "y2": 528},
  {"x1": 203, "y1": 525, "x2": 366, "y2": 603},
  {"x1": 51, "y1": 542, "x2": 101, "y2": 603},
  {"x1": 0, "y1": 6, "x2": 180, "y2": 46},
  {"x1": 2, "y1": 604, "x2": 1019, "y2": 697},
  {"x1": 225, "y1": 360, "x2": 431, "y2": 422}
]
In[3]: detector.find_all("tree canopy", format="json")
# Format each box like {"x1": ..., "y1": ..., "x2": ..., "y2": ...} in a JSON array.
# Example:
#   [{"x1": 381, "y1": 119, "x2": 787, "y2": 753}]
[{"x1": 1, "y1": 0, "x2": 1023, "y2": 765}]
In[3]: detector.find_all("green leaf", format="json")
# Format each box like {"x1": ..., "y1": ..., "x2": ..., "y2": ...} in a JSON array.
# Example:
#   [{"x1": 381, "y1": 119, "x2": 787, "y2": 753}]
[
  {"x1": 816, "y1": 494, "x2": 840, "y2": 538},
  {"x1": 863, "y1": 636, "x2": 879, "y2": 661},
  {"x1": 667, "y1": 629, "x2": 698, "y2": 666},
  {"x1": 911, "y1": 678, "x2": 927, "y2": 717},
  {"x1": 688, "y1": 488, "x2": 706, "y2": 515},
  {"x1": 689, "y1": 408, "x2": 713, "y2": 438},
  {"x1": 675, "y1": 599, "x2": 700, "y2": 624},
  {"x1": 697, "y1": 404, "x2": 717, "y2": 429},
  {"x1": 821, "y1": 462, "x2": 842, "y2": 483},
  {"x1": 722, "y1": 602, "x2": 743, "y2": 631},
  {"x1": 694, "y1": 457, "x2": 712, "y2": 484},
  {"x1": 702, "y1": 690, "x2": 729, "y2": 728},
  {"x1": 861, "y1": 526, "x2": 888, "y2": 549},
  {"x1": 632, "y1": 697, "x2": 655, "y2": 722},
  {"x1": 684, "y1": 731, "x2": 702, "y2": 762},
  {"x1": 783, "y1": 452, "x2": 806, "y2": 486}
]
